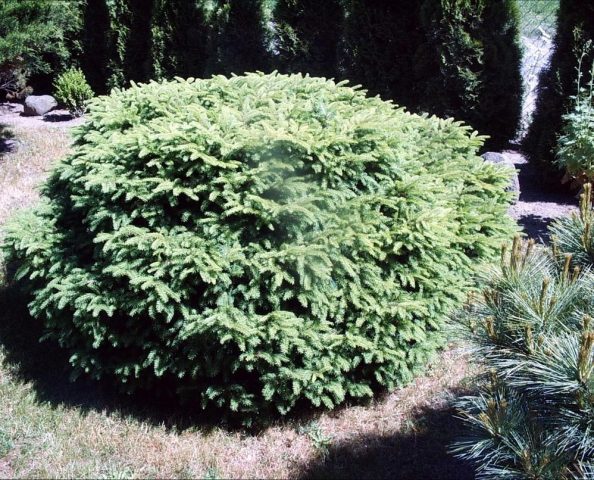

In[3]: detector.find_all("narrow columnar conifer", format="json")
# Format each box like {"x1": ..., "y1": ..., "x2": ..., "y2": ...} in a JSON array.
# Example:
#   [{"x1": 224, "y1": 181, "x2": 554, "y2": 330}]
[
  {"x1": 150, "y1": 0, "x2": 211, "y2": 80},
  {"x1": 207, "y1": 0, "x2": 270, "y2": 76},
  {"x1": 342, "y1": 0, "x2": 522, "y2": 149}
]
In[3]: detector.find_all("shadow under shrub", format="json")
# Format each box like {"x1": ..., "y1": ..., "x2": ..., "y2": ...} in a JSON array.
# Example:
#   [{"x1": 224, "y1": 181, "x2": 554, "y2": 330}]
[{"x1": 2, "y1": 72, "x2": 516, "y2": 421}]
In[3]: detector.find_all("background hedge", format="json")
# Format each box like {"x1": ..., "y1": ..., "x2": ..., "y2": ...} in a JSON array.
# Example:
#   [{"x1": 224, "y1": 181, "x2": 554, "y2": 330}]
[{"x1": 22, "y1": 0, "x2": 523, "y2": 149}]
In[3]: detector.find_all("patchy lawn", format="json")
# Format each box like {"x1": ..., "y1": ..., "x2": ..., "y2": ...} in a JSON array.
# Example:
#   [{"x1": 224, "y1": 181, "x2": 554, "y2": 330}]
[{"x1": 0, "y1": 107, "x2": 475, "y2": 479}]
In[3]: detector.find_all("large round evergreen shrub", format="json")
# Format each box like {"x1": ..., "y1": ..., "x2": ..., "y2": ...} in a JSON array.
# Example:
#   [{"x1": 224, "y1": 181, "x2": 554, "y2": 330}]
[{"x1": 4, "y1": 73, "x2": 516, "y2": 418}]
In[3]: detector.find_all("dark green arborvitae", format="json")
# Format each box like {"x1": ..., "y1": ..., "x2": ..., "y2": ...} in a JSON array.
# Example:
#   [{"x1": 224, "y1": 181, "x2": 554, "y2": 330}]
[
  {"x1": 416, "y1": 0, "x2": 523, "y2": 149},
  {"x1": 80, "y1": 0, "x2": 270, "y2": 89},
  {"x1": 80, "y1": 0, "x2": 160, "y2": 92},
  {"x1": 341, "y1": 0, "x2": 424, "y2": 106},
  {"x1": 79, "y1": 0, "x2": 132, "y2": 93},
  {"x1": 3, "y1": 73, "x2": 516, "y2": 421},
  {"x1": 122, "y1": 0, "x2": 154, "y2": 84},
  {"x1": 525, "y1": 0, "x2": 594, "y2": 188},
  {"x1": 207, "y1": 0, "x2": 270, "y2": 76},
  {"x1": 79, "y1": 0, "x2": 112, "y2": 93},
  {"x1": 477, "y1": 0, "x2": 523, "y2": 149},
  {"x1": 272, "y1": 0, "x2": 343, "y2": 78},
  {"x1": 150, "y1": 0, "x2": 210, "y2": 80},
  {"x1": 415, "y1": 0, "x2": 484, "y2": 122},
  {"x1": 342, "y1": 0, "x2": 522, "y2": 149}
]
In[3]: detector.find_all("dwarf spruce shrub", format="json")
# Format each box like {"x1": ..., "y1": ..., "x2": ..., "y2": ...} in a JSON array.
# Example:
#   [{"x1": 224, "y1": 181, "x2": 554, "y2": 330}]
[{"x1": 3, "y1": 73, "x2": 516, "y2": 418}]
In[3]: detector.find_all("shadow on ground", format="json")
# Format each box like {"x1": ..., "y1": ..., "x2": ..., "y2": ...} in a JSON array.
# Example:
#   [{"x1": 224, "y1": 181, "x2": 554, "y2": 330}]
[
  {"x1": 516, "y1": 213, "x2": 554, "y2": 242},
  {"x1": 297, "y1": 403, "x2": 475, "y2": 480},
  {"x1": 510, "y1": 150, "x2": 577, "y2": 243},
  {"x1": 515, "y1": 160, "x2": 575, "y2": 205},
  {"x1": 43, "y1": 112, "x2": 74, "y2": 122}
]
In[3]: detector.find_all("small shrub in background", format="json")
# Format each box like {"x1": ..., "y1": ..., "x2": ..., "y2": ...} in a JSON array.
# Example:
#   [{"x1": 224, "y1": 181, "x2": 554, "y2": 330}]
[
  {"x1": 53, "y1": 67, "x2": 93, "y2": 117},
  {"x1": 3, "y1": 73, "x2": 516, "y2": 421},
  {"x1": 453, "y1": 215, "x2": 594, "y2": 476},
  {"x1": 556, "y1": 53, "x2": 594, "y2": 186}
]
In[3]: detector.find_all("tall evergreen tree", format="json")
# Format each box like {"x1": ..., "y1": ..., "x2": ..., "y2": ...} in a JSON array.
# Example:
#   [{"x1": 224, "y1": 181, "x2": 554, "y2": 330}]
[
  {"x1": 207, "y1": 0, "x2": 270, "y2": 76},
  {"x1": 341, "y1": 0, "x2": 424, "y2": 106},
  {"x1": 150, "y1": 0, "x2": 210, "y2": 80},
  {"x1": 123, "y1": 0, "x2": 154, "y2": 84},
  {"x1": 79, "y1": 0, "x2": 129, "y2": 93},
  {"x1": 525, "y1": 0, "x2": 594, "y2": 188},
  {"x1": 478, "y1": 0, "x2": 523, "y2": 148},
  {"x1": 342, "y1": 0, "x2": 522, "y2": 149},
  {"x1": 417, "y1": 0, "x2": 522, "y2": 150},
  {"x1": 272, "y1": 0, "x2": 343, "y2": 78},
  {"x1": 415, "y1": 0, "x2": 485, "y2": 122}
]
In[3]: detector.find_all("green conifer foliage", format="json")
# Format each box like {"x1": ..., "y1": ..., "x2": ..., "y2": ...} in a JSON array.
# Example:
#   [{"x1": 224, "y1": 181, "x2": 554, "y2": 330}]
[
  {"x1": 525, "y1": 0, "x2": 594, "y2": 187},
  {"x1": 0, "y1": 0, "x2": 82, "y2": 95},
  {"x1": 3, "y1": 73, "x2": 516, "y2": 419},
  {"x1": 150, "y1": 0, "x2": 211, "y2": 80},
  {"x1": 79, "y1": 0, "x2": 130, "y2": 93},
  {"x1": 207, "y1": 0, "x2": 270, "y2": 76},
  {"x1": 122, "y1": 0, "x2": 154, "y2": 84},
  {"x1": 80, "y1": 0, "x2": 158, "y2": 93},
  {"x1": 343, "y1": 0, "x2": 522, "y2": 150},
  {"x1": 341, "y1": 0, "x2": 424, "y2": 106},
  {"x1": 79, "y1": 0, "x2": 111, "y2": 93},
  {"x1": 477, "y1": 0, "x2": 523, "y2": 148},
  {"x1": 454, "y1": 232, "x2": 594, "y2": 478},
  {"x1": 272, "y1": 0, "x2": 343, "y2": 78}
]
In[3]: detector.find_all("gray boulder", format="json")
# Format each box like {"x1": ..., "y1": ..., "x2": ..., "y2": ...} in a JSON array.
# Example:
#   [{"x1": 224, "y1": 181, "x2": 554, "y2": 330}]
[
  {"x1": 23, "y1": 95, "x2": 57, "y2": 116},
  {"x1": 482, "y1": 151, "x2": 520, "y2": 202}
]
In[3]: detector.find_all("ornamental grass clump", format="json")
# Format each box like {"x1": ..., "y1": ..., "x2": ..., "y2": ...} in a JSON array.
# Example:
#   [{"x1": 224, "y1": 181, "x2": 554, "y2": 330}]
[{"x1": 3, "y1": 73, "x2": 516, "y2": 418}]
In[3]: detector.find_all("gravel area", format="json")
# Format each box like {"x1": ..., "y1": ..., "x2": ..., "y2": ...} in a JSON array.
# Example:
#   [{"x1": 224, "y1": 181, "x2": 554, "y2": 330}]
[
  {"x1": 506, "y1": 150, "x2": 578, "y2": 242},
  {"x1": 0, "y1": 102, "x2": 85, "y2": 130}
]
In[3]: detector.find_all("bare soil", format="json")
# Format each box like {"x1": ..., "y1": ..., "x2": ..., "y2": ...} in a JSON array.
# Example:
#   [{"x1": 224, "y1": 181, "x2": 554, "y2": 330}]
[{"x1": 0, "y1": 102, "x2": 84, "y2": 130}]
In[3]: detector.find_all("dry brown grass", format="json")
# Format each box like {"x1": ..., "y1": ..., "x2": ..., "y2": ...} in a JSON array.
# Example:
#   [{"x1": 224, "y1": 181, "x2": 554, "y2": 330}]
[
  {"x1": 0, "y1": 110, "x2": 476, "y2": 479},
  {"x1": 0, "y1": 120, "x2": 73, "y2": 225}
]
